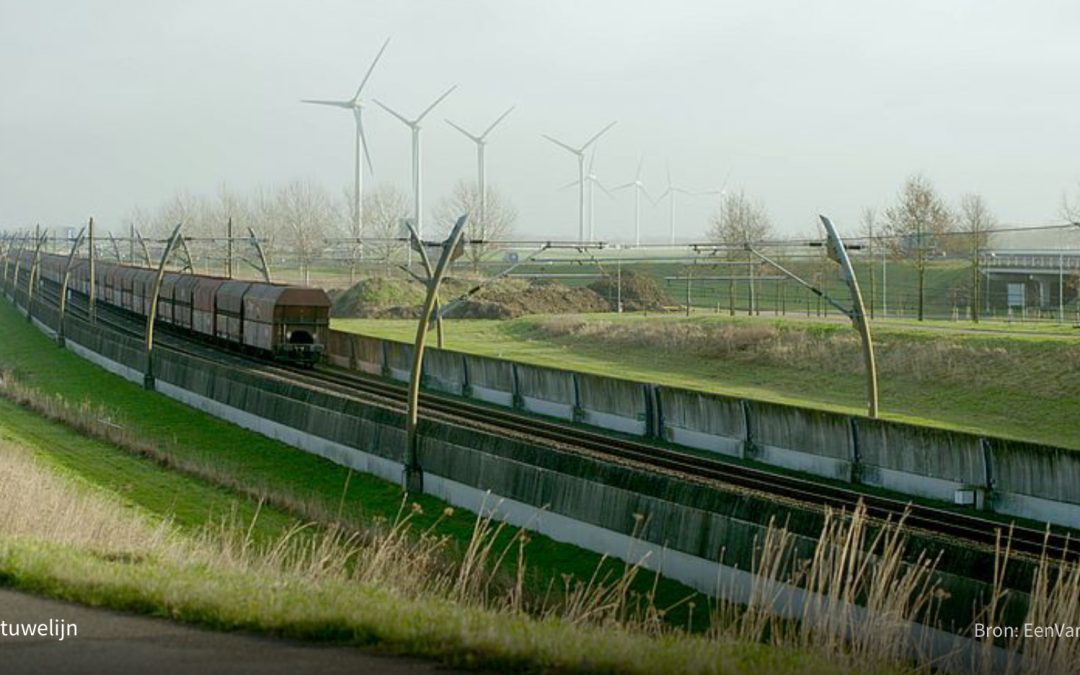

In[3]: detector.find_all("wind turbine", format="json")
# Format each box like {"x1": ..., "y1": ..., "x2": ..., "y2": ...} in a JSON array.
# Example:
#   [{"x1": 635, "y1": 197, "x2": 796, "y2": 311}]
[
  {"x1": 612, "y1": 156, "x2": 652, "y2": 246},
  {"x1": 301, "y1": 37, "x2": 390, "y2": 254},
  {"x1": 445, "y1": 106, "x2": 514, "y2": 238},
  {"x1": 658, "y1": 165, "x2": 696, "y2": 245},
  {"x1": 542, "y1": 121, "x2": 616, "y2": 242},
  {"x1": 559, "y1": 147, "x2": 611, "y2": 241},
  {"x1": 375, "y1": 85, "x2": 458, "y2": 239}
]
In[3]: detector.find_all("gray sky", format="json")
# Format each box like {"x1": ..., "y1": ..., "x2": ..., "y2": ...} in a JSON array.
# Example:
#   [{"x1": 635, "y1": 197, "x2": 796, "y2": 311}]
[{"x1": 2, "y1": 0, "x2": 1078, "y2": 242}]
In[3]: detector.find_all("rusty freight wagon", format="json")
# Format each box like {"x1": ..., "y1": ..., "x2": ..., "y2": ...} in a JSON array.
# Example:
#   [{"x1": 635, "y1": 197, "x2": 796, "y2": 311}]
[
  {"x1": 13, "y1": 252, "x2": 332, "y2": 367},
  {"x1": 242, "y1": 284, "x2": 329, "y2": 366}
]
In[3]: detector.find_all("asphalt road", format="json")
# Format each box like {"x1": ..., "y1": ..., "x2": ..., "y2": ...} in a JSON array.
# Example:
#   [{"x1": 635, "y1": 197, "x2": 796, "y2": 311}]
[{"x1": 0, "y1": 588, "x2": 463, "y2": 675}]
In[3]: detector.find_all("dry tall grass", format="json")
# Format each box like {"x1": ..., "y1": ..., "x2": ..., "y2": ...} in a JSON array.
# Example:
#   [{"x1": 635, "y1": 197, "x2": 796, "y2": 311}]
[{"x1": 531, "y1": 316, "x2": 1078, "y2": 390}]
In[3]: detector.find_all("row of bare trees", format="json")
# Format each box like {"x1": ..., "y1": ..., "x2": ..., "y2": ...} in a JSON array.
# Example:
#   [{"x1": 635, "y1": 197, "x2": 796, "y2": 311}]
[
  {"x1": 122, "y1": 180, "x2": 516, "y2": 283},
  {"x1": 703, "y1": 177, "x2": 1006, "y2": 322},
  {"x1": 862, "y1": 175, "x2": 996, "y2": 321}
]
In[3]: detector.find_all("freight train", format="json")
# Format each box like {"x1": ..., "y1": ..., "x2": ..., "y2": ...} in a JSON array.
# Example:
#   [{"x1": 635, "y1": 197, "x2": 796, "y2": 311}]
[{"x1": 6, "y1": 251, "x2": 331, "y2": 366}]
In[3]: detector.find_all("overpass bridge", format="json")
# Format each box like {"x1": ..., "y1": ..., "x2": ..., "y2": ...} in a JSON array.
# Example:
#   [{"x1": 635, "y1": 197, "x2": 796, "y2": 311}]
[{"x1": 983, "y1": 249, "x2": 1080, "y2": 319}]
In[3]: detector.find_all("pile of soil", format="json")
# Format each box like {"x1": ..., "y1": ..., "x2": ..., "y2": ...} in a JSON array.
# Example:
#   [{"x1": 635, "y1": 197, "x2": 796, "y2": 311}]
[
  {"x1": 587, "y1": 270, "x2": 667, "y2": 312},
  {"x1": 329, "y1": 277, "x2": 427, "y2": 317},
  {"x1": 451, "y1": 279, "x2": 610, "y2": 318},
  {"x1": 330, "y1": 276, "x2": 612, "y2": 319}
]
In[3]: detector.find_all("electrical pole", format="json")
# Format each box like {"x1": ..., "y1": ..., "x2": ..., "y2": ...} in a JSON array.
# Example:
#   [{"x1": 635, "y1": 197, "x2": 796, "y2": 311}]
[
  {"x1": 144, "y1": 222, "x2": 185, "y2": 391},
  {"x1": 88, "y1": 217, "x2": 96, "y2": 325},
  {"x1": 227, "y1": 217, "x2": 234, "y2": 279},
  {"x1": 403, "y1": 215, "x2": 468, "y2": 494}
]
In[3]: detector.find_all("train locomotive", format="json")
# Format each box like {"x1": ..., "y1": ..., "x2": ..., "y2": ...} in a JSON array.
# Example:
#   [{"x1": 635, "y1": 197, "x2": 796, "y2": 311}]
[{"x1": 14, "y1": 251, "x2": 331, "y2": 366}]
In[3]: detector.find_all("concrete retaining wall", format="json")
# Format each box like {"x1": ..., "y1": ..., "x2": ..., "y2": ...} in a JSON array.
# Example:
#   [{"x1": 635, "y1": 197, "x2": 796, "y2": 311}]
[
  {"x1": 856, "y1": 419, "x2": 989, "y2": 502},
  {"x1": 989, "y1": 438, "x2": 1080, "y2": 527},
  {"x1": 327, "y1": 330, "x2": 384, "y2": 375},
  {"x1": 748, "y1": 401, "x2": 856, "y2": 482},
  {"x1": 422, "y1": 348, "x2": 467, "y2": 395},
  {"x1": 513, "y1": 363, "x2": 577, "y2": 420},
  {"x1": 383, "y1": 340, "x2": 412, "y2": 382},
  {"x1": 324, "y1": 331, "x2": 1080, "y2": 531},
  {"x1": 658, "y1": 387, "x2": 745, "y2": 458},
  {"x1": 575, "y1": 372, "x2": 648, "y2": 436},
  {"x1": 463, "y1": 354, "x2": 514, "y2": 407}
]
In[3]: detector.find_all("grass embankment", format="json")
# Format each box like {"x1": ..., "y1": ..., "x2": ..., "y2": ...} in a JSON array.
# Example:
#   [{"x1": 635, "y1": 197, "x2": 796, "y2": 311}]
[
  {"x1": 334, "y1": 313, "x2": 1080, "y2": 449},
  {"x1": 0, "y1": 418, "x2": 837, "y2": 674},
  {"x1": 0, "y1": 300, "x2": 707, "y2": 621}
]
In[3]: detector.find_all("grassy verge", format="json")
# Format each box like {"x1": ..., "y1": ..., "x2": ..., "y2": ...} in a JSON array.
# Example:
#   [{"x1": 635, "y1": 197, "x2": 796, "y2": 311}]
[
  {"x1": 0, "y1": 299, "x2": 704, "y2": 625},
  {"x1": 333, "y1": 313, "x2": 1080, "y2": 449},
  {"x1": 0, "y1": 429, "x2": 837, "y2": 675}
]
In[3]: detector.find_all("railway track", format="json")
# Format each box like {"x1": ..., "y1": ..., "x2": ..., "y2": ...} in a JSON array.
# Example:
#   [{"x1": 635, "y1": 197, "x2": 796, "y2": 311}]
[{"x1": 20, "y1": 284, "x2": 1079, "y2": 562}]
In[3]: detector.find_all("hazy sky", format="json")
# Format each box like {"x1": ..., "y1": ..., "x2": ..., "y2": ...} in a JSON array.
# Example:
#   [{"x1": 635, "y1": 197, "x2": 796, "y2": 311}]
[{"x1": 2, "y1": 0, "x2": 1078, "y2": 242}]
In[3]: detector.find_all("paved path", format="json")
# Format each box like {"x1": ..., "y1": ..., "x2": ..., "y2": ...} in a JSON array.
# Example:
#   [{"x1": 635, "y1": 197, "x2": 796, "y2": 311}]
[{"x1": 0, "y1": 588, "x2": 462, "y2": 675}]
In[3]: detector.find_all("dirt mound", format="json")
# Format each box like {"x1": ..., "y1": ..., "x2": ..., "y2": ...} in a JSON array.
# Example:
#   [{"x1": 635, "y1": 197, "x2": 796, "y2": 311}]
[
  {"x1": 452, "y1": 279, "x2": 610, "y2": 318},
  {"x1": 330, "y1": 277, "x2": 427, "y2": 317},
  {"x1": 587, "y1": 270, "x2": 667, "y2": 311},
  {"x1": 331, "y1": 276, "x2": 610, "y2": 319}
]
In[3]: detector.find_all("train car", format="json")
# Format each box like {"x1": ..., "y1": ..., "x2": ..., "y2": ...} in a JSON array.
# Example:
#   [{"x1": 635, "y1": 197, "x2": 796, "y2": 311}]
[
  {"x1": 173, "y1": 275, "x2": 199, "y2": 332},
  {"x1": 214, "y1": 280, "x2": 250, "y2": 343},
  {"x1": 192, "y1": 277, "x2": 227, "y2": 338},
  {"x1": 241, "y1": 283, "x2": 329, "y2": 366},
  {"x1": 118, "y1": 267, "x2": 139, "y2": 311},
  {"x1": 158, "y1": 273, "x2": 179, "y2": 325},
  {"x1": 5, "y1": 249, "x2": 331, "y2": 366}
]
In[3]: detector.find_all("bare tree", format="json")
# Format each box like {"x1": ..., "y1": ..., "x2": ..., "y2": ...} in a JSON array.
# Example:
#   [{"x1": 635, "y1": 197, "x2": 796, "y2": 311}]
[
  {"x1": 433, "y1": 180, "x2": 517, "y2": 271},
  {"x1": 362, "y1": 184, "x2": 411, "y2": 274},
  {"x1": 882, "y1": 174, "x2": 953, "y2": 321},
  {"x1": 708, "y1": 190, "x2": 774, "y2": 316},
  {"x1": 150, "y1": 190, "x2": 205, "y2": 238},
  {"x1": 709, "y1": 190, "x2": 774, "y2": 245},
  {"x1": 958, "y1": 193, "x2": 995, "y2": 323},
  {"x1": 275, "y1": 180, "x2": 336, "y2": 285}
]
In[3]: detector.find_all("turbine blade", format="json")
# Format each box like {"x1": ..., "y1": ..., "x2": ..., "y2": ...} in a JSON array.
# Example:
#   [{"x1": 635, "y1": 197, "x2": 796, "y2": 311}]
[
  {"x1": 374, "y1": 99, "x2": 413, "y2": 126},
  {"x1": 357, "y1": 114, "x2": 375, "y2": 174},
  {"x1": 635, "y1": 154, "x2": 645, "y2": 181},
  {"x1": 558, "y1": 178, "x2": 582, "y2": 191},
  {"x1": 354, "y1": 37, "x2": 391, "y2": 100},
  {"x1": 480, "y1": 106, "x2": 515, "y2": 139},
  {"x1": 581, "y1": 120, "x2": 617, "y2": 150},
  {"x1": 542, "y1": 134, "x2": 580, "y2": 155},
  {"x1": 301, "y1": 99, "x2": 353, "y2": 108},
  {"x1": 611, "y1": 182, "x2": 636, "y2": 191},
  {"x1": 587, "y1": 145, "x2": 598, "y2": 174},
  {"x1": 445, "y1": 118, "x2": 481, "y2": 142},
  {"x1": 596, "y1": 180, "x2": 615, "y2": 199},
  {"x1": 417, "y1": 85, "x2": 457, "y2": 122}
]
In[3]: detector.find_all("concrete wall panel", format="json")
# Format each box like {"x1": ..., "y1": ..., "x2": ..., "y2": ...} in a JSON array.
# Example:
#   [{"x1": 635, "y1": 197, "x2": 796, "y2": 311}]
[
  {"x1": 423, "y1": 348, "x2": 467, "y2": 395},
  {"x1": 858, "y1": 420, "x2": 987, "y2": 502},
  {"x1": 463, "y1": 354, "x2": 515, "y2": 406},
  {"x1": 749, "y1": 401, "x2": 854, "y2": 481},
  {"x1": 658, "y1": 388, "x2": 745, "y2": 457},
  {"x1": 514, "y1": 363, "x2": 576, "y2": 420},
  {"x1": 576, "y1": 372, "x2": 647, "y2": 435}
]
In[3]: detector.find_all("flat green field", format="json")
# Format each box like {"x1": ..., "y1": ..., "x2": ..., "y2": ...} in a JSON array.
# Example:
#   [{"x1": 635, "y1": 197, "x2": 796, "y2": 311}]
[{"x1": 334, "y1": 312, "x2": 1080, "y2": 450}]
